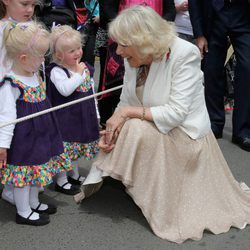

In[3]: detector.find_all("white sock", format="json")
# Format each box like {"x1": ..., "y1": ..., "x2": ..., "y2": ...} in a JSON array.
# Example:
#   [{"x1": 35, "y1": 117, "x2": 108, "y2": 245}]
[
  {"x1": 57, "y1": 172, "x2": 72, "y2": 189},
  {"x1": 29, "y1": 186, "x2": 48, "y2": 211},
  {"x1": 68, "y1": 163, "x2": 85, "y2": 182},
  {"x1": 1, "y1": 184, "x2": 15, "y2": 205},
  {"x1": 14, "y1": 186, "x2": 39, "y2": 220}
]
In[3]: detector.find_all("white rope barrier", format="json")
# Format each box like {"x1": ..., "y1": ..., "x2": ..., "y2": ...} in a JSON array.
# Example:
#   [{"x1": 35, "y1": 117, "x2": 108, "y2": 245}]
[{"x1": 0, "y1": 85, "x2": 123, "y2": 129}]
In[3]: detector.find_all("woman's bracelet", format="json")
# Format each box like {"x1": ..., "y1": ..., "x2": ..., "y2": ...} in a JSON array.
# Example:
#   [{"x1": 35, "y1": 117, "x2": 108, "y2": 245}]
[{"x1": 141, "y1": 107, "x2": 146, "y2": 121}]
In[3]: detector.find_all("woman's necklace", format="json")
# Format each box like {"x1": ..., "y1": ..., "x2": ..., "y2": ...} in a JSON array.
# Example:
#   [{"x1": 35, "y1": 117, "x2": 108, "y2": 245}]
[{"x1": 136, "y1": 65, "x2": 150, "y2": 87}]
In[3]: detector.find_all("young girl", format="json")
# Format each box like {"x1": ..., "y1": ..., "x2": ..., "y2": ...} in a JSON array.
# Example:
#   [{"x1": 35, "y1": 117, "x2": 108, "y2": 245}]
[
  {"x1": 0, "y1": 0, "x2": 37, "y2": 205},
  {"x1": 0, "y1": 21, "x2": 72, "y2": 225},
  {"x1": 46, "y1": 25, "x2": 99, "y2": 195}
]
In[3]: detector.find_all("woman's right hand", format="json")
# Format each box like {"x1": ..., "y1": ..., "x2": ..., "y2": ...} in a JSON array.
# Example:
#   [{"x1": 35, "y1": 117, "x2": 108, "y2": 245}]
[{"x1": 0, "y1": 148, "x2": 7, "y2": 169}]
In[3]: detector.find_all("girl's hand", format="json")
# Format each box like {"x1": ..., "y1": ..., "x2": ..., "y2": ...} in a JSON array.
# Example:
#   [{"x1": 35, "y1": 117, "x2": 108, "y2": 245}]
[
  {"x1": 105, "y1": 108, "x2": 128, "y2": 145},
  {"x1": 0, "y1": 148, "x2": 7, "y2": 169},
  {"x1": 76, "y1": 61, "x2": 86, "y2": 75}
]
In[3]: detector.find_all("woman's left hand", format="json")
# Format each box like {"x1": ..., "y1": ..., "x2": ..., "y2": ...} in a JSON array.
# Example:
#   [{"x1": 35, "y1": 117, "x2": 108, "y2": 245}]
[{"x1": 105, "y1": 107, "x2": 128, "y2": 145}]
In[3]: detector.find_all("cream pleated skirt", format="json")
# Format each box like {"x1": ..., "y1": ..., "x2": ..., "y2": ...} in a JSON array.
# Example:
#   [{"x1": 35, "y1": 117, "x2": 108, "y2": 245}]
[{"x1": 81, "y1": 119, "x2": 250, "y2": 244}]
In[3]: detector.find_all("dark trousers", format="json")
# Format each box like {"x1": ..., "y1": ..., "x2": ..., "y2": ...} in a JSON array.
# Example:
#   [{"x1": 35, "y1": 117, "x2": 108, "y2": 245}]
[
  {"x1": 82, "y1": 22, "x2": 99, "y2": 66},
  {"x1": 203, "y1": 2, "x2": 250, "y2": 137},
  {"x1": 97, "y1": 47, "x2": 107, "y2": 93},
  {"x1": 97, "y1": 47, "x2": 121, "y2": 125},
  {"x1": 98, "y1": 95, "x2": 120, "y2": 125}
]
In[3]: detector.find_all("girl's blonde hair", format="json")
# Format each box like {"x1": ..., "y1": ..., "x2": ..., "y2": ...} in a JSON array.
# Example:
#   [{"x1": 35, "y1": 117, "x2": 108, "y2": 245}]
[
  {"x1": 50, "y1": 25, "x2": 85, "y2": 63},
  {"x1": 109, "y1": 5, "x2": 176, "y2": 61},
  {"x1": 3, "y1": 21, "x2": 50, "y2": 59},
  {"x1": 0, "y1": 0, "x2": 42, "y2": 19}
]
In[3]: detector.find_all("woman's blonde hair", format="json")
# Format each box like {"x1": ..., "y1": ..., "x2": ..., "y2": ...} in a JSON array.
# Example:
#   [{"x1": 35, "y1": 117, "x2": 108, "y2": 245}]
[
  {"x1": 109, "y1": 5, "x2": 176, "y2": 61},
  {"x1": 50, "y1": 25, "x2": 85, "y2": 63},
  {"x1": 3, "y1": 21, "x2": 50, "y2": 59}
]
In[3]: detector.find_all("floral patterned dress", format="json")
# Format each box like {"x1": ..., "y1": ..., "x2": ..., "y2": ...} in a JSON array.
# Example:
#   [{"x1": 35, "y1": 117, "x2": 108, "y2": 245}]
[
  {"x1": 46, "y1": 63, "x2": 99, "y2": 162},
  {"x1": 0, "y1": 75, "x2": 72, "y2": 187}
]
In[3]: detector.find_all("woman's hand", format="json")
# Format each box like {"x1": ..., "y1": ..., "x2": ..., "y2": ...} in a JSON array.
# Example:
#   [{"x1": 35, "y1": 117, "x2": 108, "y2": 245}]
[
  {"x1": 0, "y1": 148, "x2": 7, "y2": 169},
  {"x1": 98, "y1": 131, "x2": 117, "y2": 153},
  {"x1": 105, "y1": 107, "x2": 128, "y2": 145}
]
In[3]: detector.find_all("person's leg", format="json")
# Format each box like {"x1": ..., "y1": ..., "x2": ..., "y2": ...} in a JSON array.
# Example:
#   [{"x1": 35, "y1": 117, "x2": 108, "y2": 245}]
[
  {"x1": 68, "y1": 161, "x2": 85, "y2": 185},
  {"x1": 1, "y1": 184, "x2": 15, "y2": 205},
  {"x1": 229, "y1": 5, "x2": 250, "y2": 141},
  {"x1": 98, "y1": 94, "x2": 121, "y2": 125},
  {"x1": 14, "y1": 186, "x2": 50, "y2": 225},
  {"x1": 82, "y1": 23, "x2": 98, "y2": 66},
  {"x1": 202, "y1": 14, "x2": 228, "y2": 138},
  {"x1": 97, "y1": 46, "x2": 108, "y2": 93},
  {"x1": 29, "y1": 186, "x2": 57, "y2": 214},
  {"x1": 98, "y1": 46, "x2": 109, "y2": 125},
  {"x1": 14, "y1": 186, "x2": 38, "y2": 219},
  {"x1": 55, "y1": 171, "x2": 80, "y2": 195}
]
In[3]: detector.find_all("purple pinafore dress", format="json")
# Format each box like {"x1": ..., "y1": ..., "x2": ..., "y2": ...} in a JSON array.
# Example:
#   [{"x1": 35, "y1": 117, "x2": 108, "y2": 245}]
[
  {"x1": 0, "y1": 75, "x2": 72, "y2": 187},
  {"x1": 46, "y1": 63, "x2": 99, "y2": 161}
]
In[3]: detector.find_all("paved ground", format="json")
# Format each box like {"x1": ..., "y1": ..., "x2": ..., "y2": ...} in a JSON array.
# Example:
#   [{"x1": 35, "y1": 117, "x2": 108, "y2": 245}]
[{"x1": 0, "y1": 65, "x2": 250, "y2": 250}]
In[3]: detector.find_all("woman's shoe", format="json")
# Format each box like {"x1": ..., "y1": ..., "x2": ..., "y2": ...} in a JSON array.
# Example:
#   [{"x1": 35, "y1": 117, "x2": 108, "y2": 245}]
[
  {"x1": 32, "y1": 203, "x2": 57, "y2": 215},
  {"x1": 67, "y1": 176, "x2": 85, "y2": 186},
  {"x1": 74, "y1": 181, "x2": 103, "y2": 203},
  {"x1": 16, "y1": 212, "x2": 50, "y2": 226},
  {"x1": 38, "y1": 186, "x2": 45, "y2": 194},
  {"x1": 55, "y1": 182, "x2": 81, "y2": 195}
]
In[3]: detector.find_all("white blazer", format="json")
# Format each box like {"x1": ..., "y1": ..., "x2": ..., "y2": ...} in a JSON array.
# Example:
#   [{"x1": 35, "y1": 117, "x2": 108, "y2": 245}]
[{"x1": 117, "y1": 37, "x2": 211, "y2": 139}]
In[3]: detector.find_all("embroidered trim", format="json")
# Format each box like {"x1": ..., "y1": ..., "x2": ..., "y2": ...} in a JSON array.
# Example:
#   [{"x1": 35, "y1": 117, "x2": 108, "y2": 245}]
[
  {"x1": 0, "y1": 152, "x2": 73, "y2": 187},
  {"x1": 64, "y1": 140, "x2": 99, "y2": 161},
  {"x1": 4, "y1": 75, "x2": 46, "y2": 103}
]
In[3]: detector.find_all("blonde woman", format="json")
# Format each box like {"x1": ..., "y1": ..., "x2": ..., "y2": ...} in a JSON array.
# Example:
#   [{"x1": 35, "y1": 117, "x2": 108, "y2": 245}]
[{"x1": 75, "y1": 5, "x2": 250, "y2": 243}]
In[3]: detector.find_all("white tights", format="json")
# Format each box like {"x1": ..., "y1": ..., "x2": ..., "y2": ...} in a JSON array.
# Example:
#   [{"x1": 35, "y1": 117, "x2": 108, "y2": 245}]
[
  {"x1": 14, "y1": 186, "x2": 47, "y2": 220},
  {"x1": 57, "y1": 160, "x2": 84, "y2": 189}
]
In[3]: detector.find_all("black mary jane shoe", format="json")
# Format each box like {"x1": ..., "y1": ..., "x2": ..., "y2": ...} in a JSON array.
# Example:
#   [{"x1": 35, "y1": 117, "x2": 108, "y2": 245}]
[
  {"x1": 32, "y1": 203, "x2": 57, "y2": 215},
  {"x1": 16, "y1": 211, "x2": 50, "y2": 226},
  {"x1": 55, "y1": 182, "x2": 81, "y2": 195},
  {"x1": 67, "y1": 176, "x2": 85, "y2": 186}
]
